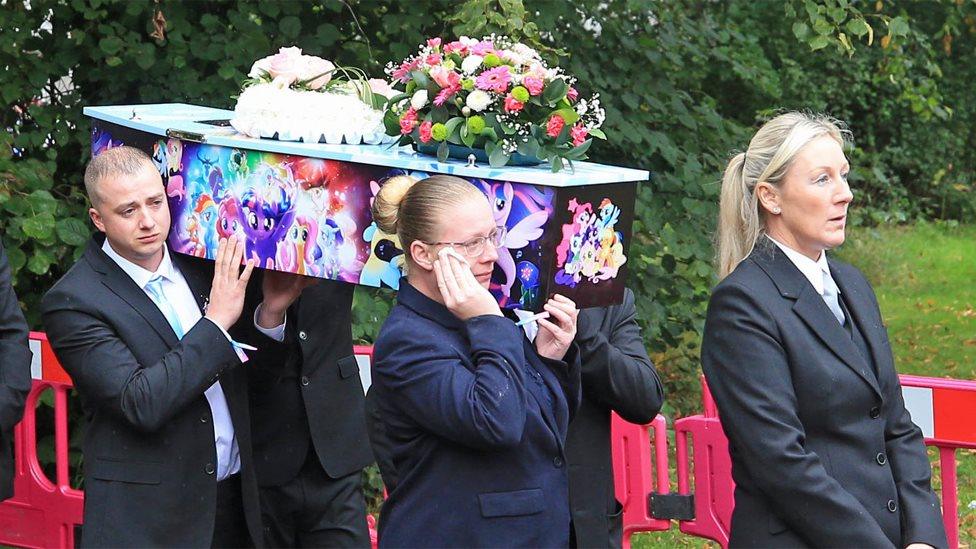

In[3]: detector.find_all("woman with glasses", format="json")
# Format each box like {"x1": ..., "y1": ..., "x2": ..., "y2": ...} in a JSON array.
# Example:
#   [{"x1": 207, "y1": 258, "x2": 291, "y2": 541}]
[{"x1": 369, "y1": 174, "x2": 581, "y2": 548}]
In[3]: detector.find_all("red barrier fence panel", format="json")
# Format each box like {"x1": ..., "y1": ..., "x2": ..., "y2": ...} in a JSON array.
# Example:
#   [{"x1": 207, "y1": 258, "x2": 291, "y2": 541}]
[
  {"x1": 611, "y1": 413, "x2": 671, "y2": 549},
  {"x1": 0, "y1": 333, "x2": 83, "y2": 549},
  {"x1": 5, "y1": 334, "x2": 972, "y2": 549},
  {"x1": 687, "y1": 375, "x2": 975, "y2": 549}
]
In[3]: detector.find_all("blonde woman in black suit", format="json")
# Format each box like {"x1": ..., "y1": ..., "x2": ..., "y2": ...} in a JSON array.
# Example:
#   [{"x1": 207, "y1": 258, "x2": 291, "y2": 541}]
[{"x1": 701, "y1": 112, "x2": 946, "y2": 548}]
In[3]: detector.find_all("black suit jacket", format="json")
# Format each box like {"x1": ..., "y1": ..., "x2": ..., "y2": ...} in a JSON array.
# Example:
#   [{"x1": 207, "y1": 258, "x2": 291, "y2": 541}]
[
  {"x1": 0, "y1": 241, "x2": 32, "y2": 501},
  {"x1": 701, "y1": 243, "x2": 946, "y2": 548},
  {"x1": 40, "y1": 236, "x2": 267, "y2": 547},
  {"x1": 567, "y1": 288, "x2": 664, "y2": 548},
  {"x1": 246, "y1": 278, "x2": 373, "y2": 486}
]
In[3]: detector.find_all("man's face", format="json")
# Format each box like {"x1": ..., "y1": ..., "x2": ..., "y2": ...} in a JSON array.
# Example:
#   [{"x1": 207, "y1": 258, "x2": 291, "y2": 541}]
[{"x1": 89, "y1": 163, "x2": 171, "y2": 271}]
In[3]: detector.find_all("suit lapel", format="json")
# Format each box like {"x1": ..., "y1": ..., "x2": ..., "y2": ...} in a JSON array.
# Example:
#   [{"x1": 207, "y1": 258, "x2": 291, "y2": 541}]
[
  {"x1": 830, "y1": 261, "x2": 891, "y2": 382},
  {"x1": 86, "y1": 238, "x2": 180, "y2": 347},
  {"x1": 750, "y1": 243, "x2": 881, "y2": 399},
  {"x1": 172, "y1": 252, "x2": 211, "y2": 314}
]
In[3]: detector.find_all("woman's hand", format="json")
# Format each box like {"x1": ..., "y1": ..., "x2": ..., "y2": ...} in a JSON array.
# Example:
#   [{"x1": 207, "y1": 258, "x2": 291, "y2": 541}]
[
  {"x1": 434, "y1": 248, "x2": 502, "y2": 321},
  {"x1": 534, "y1": 294, "x2": 578, "y2": 361}
]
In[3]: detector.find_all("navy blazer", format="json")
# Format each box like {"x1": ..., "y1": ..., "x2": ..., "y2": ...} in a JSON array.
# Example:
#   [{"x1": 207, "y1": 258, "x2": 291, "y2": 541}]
[
  {"x1": 373, "y1": 281, "x2": 581, "y2": 548},
  {"x1": 701, "y1": 243, "x2": 946, "y2": 548}
]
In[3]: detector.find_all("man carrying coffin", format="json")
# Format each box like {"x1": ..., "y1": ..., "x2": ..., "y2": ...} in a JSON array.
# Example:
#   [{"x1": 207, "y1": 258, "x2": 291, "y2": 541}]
[{"x1": 42, "y1": 146, "x2": 270, "y2": 547}]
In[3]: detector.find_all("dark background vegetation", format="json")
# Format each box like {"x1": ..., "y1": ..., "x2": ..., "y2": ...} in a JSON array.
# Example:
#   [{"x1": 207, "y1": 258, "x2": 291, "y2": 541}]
[{"x1": 2, "y1": 0, "x2": 973, "y2": 497}]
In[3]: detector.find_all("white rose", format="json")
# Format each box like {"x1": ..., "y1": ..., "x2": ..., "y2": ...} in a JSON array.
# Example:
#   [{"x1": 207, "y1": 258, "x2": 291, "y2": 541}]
[
  {"x1": 461, "y1": 55, "x2": 484, "y2": 75},
  {"x1": 411, "y1": 90, "x2": 429, "y2": 110},
  {"x1": 466, "y1": 90, "x2": 491, "y2": 112}
]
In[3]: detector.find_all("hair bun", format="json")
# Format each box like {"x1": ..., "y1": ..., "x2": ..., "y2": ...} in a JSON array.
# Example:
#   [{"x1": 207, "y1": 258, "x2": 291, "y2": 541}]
[{"x1": 372, "y1": 175, "x2": 419, "y2": 234}]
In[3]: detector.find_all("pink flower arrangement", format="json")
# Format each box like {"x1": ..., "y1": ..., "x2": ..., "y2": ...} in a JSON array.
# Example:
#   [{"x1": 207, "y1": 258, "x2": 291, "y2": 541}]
[
  {"x1": 476, "y1": 66, "x2": 512, "y2": 94},
  {"x1": 383, "y1": 35, "x2": 607, "y2": 170}
]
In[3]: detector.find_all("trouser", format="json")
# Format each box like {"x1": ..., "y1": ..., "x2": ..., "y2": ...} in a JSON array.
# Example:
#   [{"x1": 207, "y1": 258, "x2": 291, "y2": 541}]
[
  {"x1": 212, "y1": 473, "x2": 252, "y2": 548},
  {"x1": 259, "y1": 449, "x2": 369, "y2": 548}
]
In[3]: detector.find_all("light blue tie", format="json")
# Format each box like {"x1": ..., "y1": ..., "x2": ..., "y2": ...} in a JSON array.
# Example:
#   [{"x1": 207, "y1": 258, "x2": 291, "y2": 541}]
[
  {"x1": 821, "y1": 270, "x2": 846, "y2": 326},
  {"x1": 145, "y1": 275, "x2": 186, "y2": 339}
]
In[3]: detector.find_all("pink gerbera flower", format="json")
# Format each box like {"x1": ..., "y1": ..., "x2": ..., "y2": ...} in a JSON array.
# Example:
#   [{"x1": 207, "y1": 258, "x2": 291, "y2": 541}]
[
  {"x1": 476, "y1": 66, "x2": 511, "y2": 94},
  {"x1": 392, "y1": 58, "x2": 420, "y2": 83}
]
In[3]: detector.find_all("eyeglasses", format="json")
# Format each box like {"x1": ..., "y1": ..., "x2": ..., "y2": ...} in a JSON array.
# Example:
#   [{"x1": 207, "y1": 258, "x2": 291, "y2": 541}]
[{"x1": 425, "y1": 225, "x2": 507, "y2": 257}]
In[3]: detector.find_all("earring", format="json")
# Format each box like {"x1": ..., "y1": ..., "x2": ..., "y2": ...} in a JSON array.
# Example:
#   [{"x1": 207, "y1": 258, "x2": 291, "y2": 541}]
[{"x1": 771, "y1": 207, "x2": 781, "y2": 214}]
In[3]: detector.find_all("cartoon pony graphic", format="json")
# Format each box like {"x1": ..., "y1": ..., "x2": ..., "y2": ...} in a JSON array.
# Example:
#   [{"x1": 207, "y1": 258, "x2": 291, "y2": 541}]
[
  {"x1": 276, "y1": 215, "x2": 319, "y2": 276},
  {"x1": 481, "y1": 181, "x2": 548, "y2": 299},
  {"x1": 240, "y1": 165, "x2": 297, "y2": 267},
  {"x1": 359, "y1": 222, "x2": 404, "y2": 289}
]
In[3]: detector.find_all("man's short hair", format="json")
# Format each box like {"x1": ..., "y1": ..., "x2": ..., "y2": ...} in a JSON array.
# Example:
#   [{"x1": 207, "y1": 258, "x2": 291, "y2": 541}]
[{"x1": 84, "y1": 146, "x2": 156, "y2": 206}]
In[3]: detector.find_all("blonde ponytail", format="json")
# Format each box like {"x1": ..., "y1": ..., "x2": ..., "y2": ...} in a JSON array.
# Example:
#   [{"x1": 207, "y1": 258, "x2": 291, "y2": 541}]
[{"x1": 715, "y1": 112, "x2": 851, "y2": 279}]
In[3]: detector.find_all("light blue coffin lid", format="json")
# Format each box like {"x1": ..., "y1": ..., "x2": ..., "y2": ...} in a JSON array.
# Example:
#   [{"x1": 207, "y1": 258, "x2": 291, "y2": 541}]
[{"x1": 83, "y1": 103, "x2": 649, "y2": 187}]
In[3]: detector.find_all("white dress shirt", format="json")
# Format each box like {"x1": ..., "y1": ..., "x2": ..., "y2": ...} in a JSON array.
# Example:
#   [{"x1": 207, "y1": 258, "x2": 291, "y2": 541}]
[
  {"x1": 766, "y1": 235, "x2": 839, "y2": 296},
  {"x1": 102, "y1": 240, "x2": 241, "y2": 480}
]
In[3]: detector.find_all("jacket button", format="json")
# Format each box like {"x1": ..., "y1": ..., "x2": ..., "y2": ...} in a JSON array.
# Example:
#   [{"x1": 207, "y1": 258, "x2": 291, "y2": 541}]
[
  {"x1": 553, "y1": 456, "x2": 564, "y2": 468},
  {"x1": 200, "y1": 415, "x2": 208, "y2": 423},
  {"x1": 205, "y1": 463, "x2": 215, "y2": 475},
  {"x1": 876, "y1": 452, "x2": 887, "y2": 466},
  {"x1": 887, "y1": 499, "x2": 897, "y2": 512},
  {"x1": 869, "y1": 406, "x2": 881, "y2": 419},
  {"x1": 299, "y1": 330, "x2": 308, "y2": 341},
  {"x1": 301, "y1": 376, "x2": 310, "y2": 386}
]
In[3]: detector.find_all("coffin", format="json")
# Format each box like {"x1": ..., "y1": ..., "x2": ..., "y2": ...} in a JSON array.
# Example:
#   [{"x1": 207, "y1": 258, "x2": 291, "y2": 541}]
[{"x1": 84, "y1": 103, "x2": 648, "y2": 311}]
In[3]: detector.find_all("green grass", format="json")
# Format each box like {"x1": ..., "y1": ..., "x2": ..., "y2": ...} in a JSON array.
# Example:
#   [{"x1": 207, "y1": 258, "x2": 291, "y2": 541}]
[{"x1": 632, "y1": 222, "x2": 976, "y2": 548}]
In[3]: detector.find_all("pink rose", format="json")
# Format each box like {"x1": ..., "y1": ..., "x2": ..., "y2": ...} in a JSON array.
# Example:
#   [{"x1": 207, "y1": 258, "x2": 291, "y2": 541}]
[
  {"x1": 567, "y1": 86, "x2": 579, "y2": 102},
  {"x1": 425, "y1": 53, "x2": 442, "y2": 66},
  {"x1": 419, "y1": 120, "x2": 433, "y2": 143},
  {"x1": 523, "y1": 76, "x2": 544, "y2": 96},
  {"x1": 367, "y1": 78, "x2": 398, "y2": 99},
  {"x1": 503, "y1": 94, "x2": 524, "y2": 113},
  {"x1": 546, "y1": 115, "x2": 565, "y2": 138},
  {"x1": 475, "y1": 66, "x2": 511, "y2": 94},
  {"x1": 570, "y1": 124, "x2": 588, "y2": 146},
  {"x1": 400, "y1": 108, "x2": 418, "y2": 135},
  {"x1": 525, "y1": 62, "x2": 547, "y2": 80},
  {"x1": 299, "y1": 55, "x2": 335, "y2": 90},
  {"x1": 268, "y1": 46, "x2": 304, "y2": 86},
  {"x1": 248, "y1": 55, "x2": 275, "y2": 78},
  {"x1": 427, "y1": 37, "x2": 442, "y2": 49}
]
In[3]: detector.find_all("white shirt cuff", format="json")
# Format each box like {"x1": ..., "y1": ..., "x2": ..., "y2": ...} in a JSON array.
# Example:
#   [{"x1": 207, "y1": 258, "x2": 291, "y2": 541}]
[{"x1": 253, "y1": 303, "x2": 287, "y2": 342}]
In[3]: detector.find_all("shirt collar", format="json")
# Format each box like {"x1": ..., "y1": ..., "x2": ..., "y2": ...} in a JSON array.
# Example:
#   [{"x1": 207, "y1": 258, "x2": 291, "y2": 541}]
[
  {"x1": 101, "y1": 239, "x2": 178, "y2": 290},
  {"x1": 765, "y1": 235, "x2": 833, "y2": 295}
]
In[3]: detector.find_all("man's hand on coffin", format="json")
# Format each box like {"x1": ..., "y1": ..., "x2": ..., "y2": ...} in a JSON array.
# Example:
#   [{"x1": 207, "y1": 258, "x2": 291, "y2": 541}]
[
  {"x1": 257, "y1": 269, "x2": 319, "y2": 328},
  {"x1": 534, "y1": 294, "x2": 578, "y2": 361},
  {"x1": 205, "y1": 236, "x2": 255, "y2": 330},
  {"x1": 434, "y1": 248, "x2": 501, "y2": 321}
]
